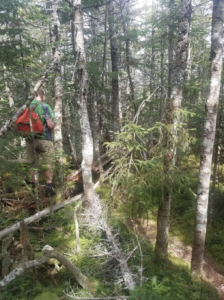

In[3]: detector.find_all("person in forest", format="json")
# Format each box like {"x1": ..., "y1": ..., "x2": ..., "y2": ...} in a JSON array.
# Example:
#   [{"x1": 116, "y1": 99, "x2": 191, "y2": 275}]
[{"x1": 26, "y1": 88, "x2": 56, "y2": 197}]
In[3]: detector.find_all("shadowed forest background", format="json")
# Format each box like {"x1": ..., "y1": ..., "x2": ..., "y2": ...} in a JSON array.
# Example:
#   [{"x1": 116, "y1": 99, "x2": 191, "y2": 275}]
[{"x1": 0, "y1": 0, "x2": 224, "y2": 299}]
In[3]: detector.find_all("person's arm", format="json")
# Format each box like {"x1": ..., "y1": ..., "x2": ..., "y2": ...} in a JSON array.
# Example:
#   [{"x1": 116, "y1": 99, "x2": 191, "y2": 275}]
[
  {"x1": 46, "y1": 119, "x2": 54, "y2": 130},
  {"x1": 42, "y1": 104, "x2": 55, "y2": 130}
]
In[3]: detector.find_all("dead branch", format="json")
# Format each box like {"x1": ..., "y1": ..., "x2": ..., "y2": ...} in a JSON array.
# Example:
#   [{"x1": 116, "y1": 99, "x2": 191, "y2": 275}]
[
  {"x1": 133, "y1": 86, "x2": 167, "y2": 125},
  {"x1": 65, "y1": 295, "x2": 129, "y2": 300},
  {"x1": 133, "y1": 225, "x2": 143, "y2": 287},
  {"x1": 1, "y1": 234, "x2": 14, "y2": 277},
  {"x1": 42, "y1": 245, "x2": 92, "y2": 290},
  {"x1": 0, "y1": 254, "x2": 47, "y2": 288},
  {"x1": 0, "y1": 194, "x2": 82, "y2": 240},
  {"x1": 0, "y1": 191, "x2": 29, "y2": 199},
  {"x1": 4, "y1": 159, "x2": 32, "y2": 164},
  {"x1": 19, "y1": 221, "x2": 34, "y2": 261},
  {"x1": 67, "y1": 152, "x2": 112, "y2": 182},
  {"x1": 0, "y1": 245, "x2": 92, "y2": 290},
  {"x1": 74, "y1": 202, "x2": 82, "y2": 253},
  {"x1": 0, "y1": 179, "x2": 104, "y2": 240},
  {"x1": 125, "y1": 233, "x2": 148, "y2": 263},
  {"x1": 104, "y1": 226, "x2": 136, "y2": 291}
]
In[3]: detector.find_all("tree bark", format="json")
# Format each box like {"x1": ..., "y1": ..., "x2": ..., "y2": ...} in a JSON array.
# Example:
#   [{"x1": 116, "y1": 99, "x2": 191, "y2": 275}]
[
  {"x1": 3, "y1": 65, "x2": 14, "y2": 107},
  {"x1": 149, "y1": 25, "x2": 155, "y2": 147},
  {"x1": 208, "y1": 89, "x2": 223, "y2": 226},
  {"x1": 51, "y1": 0, "x2": 63, "y2": 152},
  {"x1": 167, "y1": 0, "x2": 175, "y2": 100},
  {"x1": 0, "y1": 245, "x2": 92, "y2": 290},
  {"x1": 191, "y1": 0, "x2": 224, "y2": 274},
  {"x1": 120, "y1": 0, "x2": 135, "y2": 103},
  {"x1": 50, "y1": 0, "x2": 64, "y2": 202},
  {"x1": 71, "y1": 0, "x2": 94, "y2": 209},
  {"x1": 108, "y1": 0, "x2": 120, "y2": 132},
  {"x1": 160, "y1": 36, "x2": 165, "y2": 121},
  {"x1": 155, "y1": 0, "x2": 192, "y2": 259},
  {"x1": 1, "y1": 234, "x2": 14, "y2": 277}
]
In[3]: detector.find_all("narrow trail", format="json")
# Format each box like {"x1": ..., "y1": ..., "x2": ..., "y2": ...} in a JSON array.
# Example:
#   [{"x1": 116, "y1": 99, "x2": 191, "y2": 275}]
[{"x1": 128, "y1": 219, "x2": 224, "y2": 296}]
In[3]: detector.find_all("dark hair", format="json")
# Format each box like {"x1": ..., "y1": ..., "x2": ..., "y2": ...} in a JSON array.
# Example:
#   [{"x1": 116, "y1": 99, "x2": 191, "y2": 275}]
[{"x1": 34, "y1": 88, "x2": 45, "y2": 98}]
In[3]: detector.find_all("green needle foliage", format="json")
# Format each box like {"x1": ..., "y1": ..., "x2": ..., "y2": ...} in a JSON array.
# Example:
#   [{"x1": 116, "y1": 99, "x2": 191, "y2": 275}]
[{"x1": 106, "y1": 120, "x2": 194, "y2": 219}]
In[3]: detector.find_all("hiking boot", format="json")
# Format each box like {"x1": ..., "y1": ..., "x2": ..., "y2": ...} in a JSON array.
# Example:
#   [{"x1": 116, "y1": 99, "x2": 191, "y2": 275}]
[
  {"x1": 45, "y1": 184, "x2": 56, "y2": 197},
  {"x1": 31, "y1": 182, "x2": 36, "y2": 189}
]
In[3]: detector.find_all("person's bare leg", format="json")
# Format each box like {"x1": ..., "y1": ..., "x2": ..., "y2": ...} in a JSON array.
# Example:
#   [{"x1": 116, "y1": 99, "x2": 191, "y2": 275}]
[
  {"x1": 45, "y1": 165, "x2": 55, "y2": 196},
  {"x1": 45, "y1": 166, "x2": 53, "y2": 184},
  {"x1": 30, "y1": 170, "x2": 35, "y2": 183}
]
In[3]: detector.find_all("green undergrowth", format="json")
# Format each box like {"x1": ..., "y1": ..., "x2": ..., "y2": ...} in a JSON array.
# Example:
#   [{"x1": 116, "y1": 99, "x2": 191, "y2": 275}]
[
  {"x1": 97, "y1": 186, "x2": 221, "y2": 300},
  {"x1": 205, "y1": 184, "x2": 224, "y2": 270},
  {"x1": 1, "y1": 174, "x2": 223, "y2": 300}
]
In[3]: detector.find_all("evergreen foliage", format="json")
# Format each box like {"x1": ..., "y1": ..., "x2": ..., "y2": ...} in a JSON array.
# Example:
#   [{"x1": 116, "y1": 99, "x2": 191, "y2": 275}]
[{"x1": 0, "y1": 0, "x2": 224, "y2": 299}]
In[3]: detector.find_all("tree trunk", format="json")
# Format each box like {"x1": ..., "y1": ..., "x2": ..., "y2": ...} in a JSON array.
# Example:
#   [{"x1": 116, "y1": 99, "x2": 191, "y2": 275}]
[
  {"x1": 3, "y1": 65, "x2": 14, "y2": 107},
  {"x1": 51, "y1": 0, "x2": 63, "y2": 152},
  {"x1": 208, "y1": 80, "x2": 224, "y2": 226},
  {"x1": 120, "y1": 0, "x2": 135, "y2": 103},
  {"x1": 50, "y1": 0, "x2": 64, "y2": 201},
  {"x1": 191, "y1": 0, "x2": 224, "y2": 274},
  {"x1": 71, "y1": 0, "x2": 94, "y2": 209},
  {"x1": 108, "y1": 0, "x2": 120, "y2": 132},
  {"x1": 149, "y1": 25, "x2": 155, "y2": 147},
  {"x1": 160, "y1": 37, "x2": 165, "y2": 121},
  {"x1": 167, "y1": 0, "x2": 175, "y2": 100},
  {"x1": 155, "y1": 0, "x2": 192, "y2": 259}
]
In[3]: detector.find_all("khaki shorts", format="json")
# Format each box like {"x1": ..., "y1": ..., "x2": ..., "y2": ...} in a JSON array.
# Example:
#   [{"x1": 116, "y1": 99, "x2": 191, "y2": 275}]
[{"x1": 26, "y1": 139, "x2": 54, "y2": 165}]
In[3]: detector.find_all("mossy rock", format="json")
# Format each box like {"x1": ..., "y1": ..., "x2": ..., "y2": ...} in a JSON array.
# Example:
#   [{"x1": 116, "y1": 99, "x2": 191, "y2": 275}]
[{"x1": 33, "y1": 292, "x2": 58, "y2": 300}]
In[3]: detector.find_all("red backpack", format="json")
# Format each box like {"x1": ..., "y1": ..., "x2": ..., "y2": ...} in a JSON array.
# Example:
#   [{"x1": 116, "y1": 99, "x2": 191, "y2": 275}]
[{"x1": 14, "y1": 103, "x2": 44, "y2": 137}]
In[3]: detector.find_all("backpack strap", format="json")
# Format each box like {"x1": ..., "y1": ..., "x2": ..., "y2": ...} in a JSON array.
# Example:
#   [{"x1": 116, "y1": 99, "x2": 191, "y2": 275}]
[{"x1": 30, "y1": 103, "x2": 40, "y2": 111}]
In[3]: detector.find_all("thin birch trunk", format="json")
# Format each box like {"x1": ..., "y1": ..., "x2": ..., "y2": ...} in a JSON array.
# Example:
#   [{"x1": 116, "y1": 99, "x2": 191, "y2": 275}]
[
  {"x1": 155, "y1": 0, "x2": 192, "y2": 259},
  {"x1": 191, "y1": 0, "x2": 224, "y2": 274},
  {"x1": 149, "y1": 25, "x2": 155, "y2": 147},
  {"x1": 49, "y1": 0, "x2": 64, "y2": 201},
  {"x1": 3, "y1": 66, "x2": 14, "y2": 107},
  {"x1": 51, "y1": 0, "x2": 63, "y2": 152},
  {"x1": 71, "y1": 0, "x2": 94, "y2": 209},
  {"x1": 208, "y1": 81, "x2": 224, "y2": 226},
  {"x1": 160, "y1": 37, "x2": 165, "y2": 121}
]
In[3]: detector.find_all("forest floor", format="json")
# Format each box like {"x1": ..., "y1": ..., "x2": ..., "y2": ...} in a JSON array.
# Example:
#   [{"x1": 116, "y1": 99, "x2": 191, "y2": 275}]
[{"x1": 127, "y1": 218, "x2": 224, "y2": 297}]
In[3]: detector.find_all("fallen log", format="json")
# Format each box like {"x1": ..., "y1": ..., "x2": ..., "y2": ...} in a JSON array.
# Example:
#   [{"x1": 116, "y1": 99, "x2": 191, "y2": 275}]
[
  {"x1": 104, "y1": 225, "x2": 136, "y2": 291},
  {"x1": 67, "y1": 152, "x2": 112, "y2": 182},
  {"x1": 0, "y1": 245, "x2": 92, "y2": 291},
  {"x1": 0, "y1": 194, "x2": 82, "y2": 240},
  {"x1": 0, "y1": 191, "x2": 29, "y2": 199},
  {"x1": 4, "y1": 159, "x2": 32, "y2": 164},
  {"x1": 65, "y1": 296, "x2": 129, "y2": 300},
  {"x1": 0, "y1": 180, "x2": 104, "y2": 240}
]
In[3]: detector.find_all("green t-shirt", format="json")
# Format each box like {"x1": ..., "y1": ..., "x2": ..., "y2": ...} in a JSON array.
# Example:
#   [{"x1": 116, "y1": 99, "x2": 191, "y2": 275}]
[{"x1": 30, "y1": 100, "x2": 55, "y2": 141}]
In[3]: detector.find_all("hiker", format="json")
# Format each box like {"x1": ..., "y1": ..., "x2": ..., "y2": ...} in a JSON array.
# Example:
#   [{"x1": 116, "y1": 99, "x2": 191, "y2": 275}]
[{"x1": 26, "y1": 88, "x2": 56, "y2": 197}]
